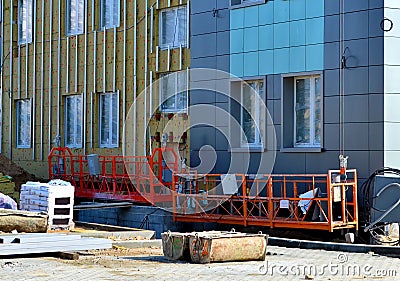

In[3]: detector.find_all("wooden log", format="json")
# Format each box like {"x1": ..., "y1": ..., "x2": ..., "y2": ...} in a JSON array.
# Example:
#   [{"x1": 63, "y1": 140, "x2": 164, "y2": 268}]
[{"x1": 0, "y1": 209, "x2": 48, "y2": 233}]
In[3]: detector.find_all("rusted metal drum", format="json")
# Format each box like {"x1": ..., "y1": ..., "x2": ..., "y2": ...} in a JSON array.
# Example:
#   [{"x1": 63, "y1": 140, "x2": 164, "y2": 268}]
[
  {"x1": 162, "y1": 231, "x2": 192, "y2": 261},
  {"x1": 188, "y1": 232, "x2": 268, "y2": 264}
]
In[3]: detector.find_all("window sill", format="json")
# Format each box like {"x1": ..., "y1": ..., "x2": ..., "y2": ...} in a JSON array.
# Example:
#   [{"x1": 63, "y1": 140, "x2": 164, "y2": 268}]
[
  {"x1": 280, "y1": 147, "x2": 323, "y2": 153},
  {"x1": 230, "y1": 147, "x2": 266, "y2": 153}
]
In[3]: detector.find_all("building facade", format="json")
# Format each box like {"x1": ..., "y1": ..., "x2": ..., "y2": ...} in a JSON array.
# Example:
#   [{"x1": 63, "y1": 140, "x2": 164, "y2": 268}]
[
  {"x1": 0, "y1": 0, "x2": 191, "y2": 178},
  {"x1": 190, "y1": 0, "x2": 400, "y2": 180}
]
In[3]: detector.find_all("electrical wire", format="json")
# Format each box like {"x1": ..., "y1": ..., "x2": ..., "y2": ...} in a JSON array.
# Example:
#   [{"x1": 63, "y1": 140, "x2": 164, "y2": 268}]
[{"x1": 360, "y1": 167, "x2": 400, "y2": 245}]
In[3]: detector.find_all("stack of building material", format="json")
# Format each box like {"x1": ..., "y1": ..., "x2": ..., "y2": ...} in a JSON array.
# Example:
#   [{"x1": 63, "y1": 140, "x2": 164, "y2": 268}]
[
  {"x1": 0, "y1": 173, "x2": 19, "y2": 203},
  {"x1": 20, "y1": 181, "x2": 75, "y2": 230},
  {"x1": 0, "y1": 233, "x2": 112, "y2": 256}
]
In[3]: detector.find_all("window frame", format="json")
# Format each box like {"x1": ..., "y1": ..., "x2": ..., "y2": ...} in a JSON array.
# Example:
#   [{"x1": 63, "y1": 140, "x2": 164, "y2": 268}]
[
  {"x1": 159, "y1": 72, "x2": 188, "y2": 113},
  {"x1": 18, "y1": 0, "x2": 33, "y2": 45},
  {"x1": 66, "y1": 0, "x2": 85, "y2": 36},
  {"x1": 16, "y1": 99, "x2": 32, "y2": 148},
  {"x1": 99, "y1": 91, "x2": 119, "y2": 148},
  {"x1": 64, "y1": 94, "x2": 83, "y2": 148},
  {"x1": 230, "y1": 0, "x2": 266, "y2": 9},
  {"x1": 293, "y1": 75, "x2": 322, "y2": 148},
  {"x1": 159, "y1": 6, "x2": 188, "y2": 50},
  {"x1": 100, "y1": 0, "x2": 121, "y2": 30},
  {"x1": 240, "y1": 80, "x2": 264, "y2": 148}
]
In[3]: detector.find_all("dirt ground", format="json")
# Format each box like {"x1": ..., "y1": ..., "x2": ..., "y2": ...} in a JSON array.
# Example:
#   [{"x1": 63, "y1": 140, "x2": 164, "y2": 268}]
[{"x1": 0, "y1": 154, "x2": 41, "y2": 191}]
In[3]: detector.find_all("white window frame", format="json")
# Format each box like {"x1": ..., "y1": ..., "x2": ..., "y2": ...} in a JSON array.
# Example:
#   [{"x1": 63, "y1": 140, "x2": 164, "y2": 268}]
[
  {"x1": 293, "y1": 75, "x2": 322, "y2": 148},
  {"x1": 16, "y1": 99, "x2": 32, "y2": 148},
  {"x1": 159, "y1": 73, "x2": 188, "y2": 113},
  {"x1": 240, "y1": 80, "x2": 264, "y2": 147},
  {"x1": 100, "y1": 0, "x2": 120, "y2": 30},
  {"x1": 18, "y1": 0, "x2": 33, "y2": 45},
  {"x1": 66, "y1": 0, "x2": 84, "y2": 36},
  {"x1": 65, "y1": 95, "x2": 83, "y2": 148},
  {"x1": 159, "y1": 6, "x2": 188, "y2": 50},
  {"x1": 99, "y1": 92, "x2": 119, "y2": 148}
]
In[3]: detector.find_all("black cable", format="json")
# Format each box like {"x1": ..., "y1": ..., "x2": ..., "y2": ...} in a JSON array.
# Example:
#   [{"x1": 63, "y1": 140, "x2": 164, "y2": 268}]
[{"x1": 360, "y1": 167, "x2": 400, "y2": 245}]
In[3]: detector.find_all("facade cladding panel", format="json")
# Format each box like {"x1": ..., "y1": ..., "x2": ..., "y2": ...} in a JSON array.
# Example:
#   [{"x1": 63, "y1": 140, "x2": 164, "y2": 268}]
[{"x1": 190, "y1": 0, "x2": 400, "y2": 179}]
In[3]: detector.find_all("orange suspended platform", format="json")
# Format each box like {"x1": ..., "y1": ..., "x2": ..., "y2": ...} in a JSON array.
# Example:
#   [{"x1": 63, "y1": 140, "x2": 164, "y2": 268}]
[
  {"x1": 48, "y1": 146, "x2": 178, "y2": 203},
  {"x1": 172, "y1": 171, "x2": 358, "y2": 232},
  {"x1": 48, "y1": 147, "x2": 358, "y2": 232}
]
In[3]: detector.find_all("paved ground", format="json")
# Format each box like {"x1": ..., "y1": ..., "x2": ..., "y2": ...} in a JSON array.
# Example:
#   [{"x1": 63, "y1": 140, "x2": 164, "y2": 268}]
[{"x1": 1, "y1": 246, "x2": 399, "y2": 280}]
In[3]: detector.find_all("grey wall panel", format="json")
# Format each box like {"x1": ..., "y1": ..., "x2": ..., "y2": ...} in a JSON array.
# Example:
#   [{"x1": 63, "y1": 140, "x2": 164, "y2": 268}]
[
  {"x1": 344, "y1": 123, "x2": 369, "y2": 151},
  {"x1": 272, "y1": 152, "x2": 306, "y2": 174},
  {"x1": 305, "y1": 151, "x2": 341, "y2": 174},
  {"x1": 191, "y1": 33, "x2": 217, "y2": 58},
  {"x1": 191, "y1": 56, "x2": 218, "y2": 69},
  {"x1": 324, "y1": 123, "x2": 340, "y2": 151},
  {"x1": 190, "y1": 126, "x2": 216, "y2": 150},
  {"x1": 344, "y1": 39, "x2": 369, "y2": 68},
  {"x1": 273, "y1": 99, "x2": 281, "y2": 125},
  {"x1": 217, "y1": 31, "x2": 230, "y2": 56},
  {"x1": 344, "y1": 11, "x2": 369, "y2": 40},
  {"x1": 217, "y1": 0, "x2": 230, "y2": 10},
  {"x1": 214, "y1": 151, "x2": 232, "y2": 173},
  {"x1": 324, "y1": 69, "x2": 340, "y2": 96},
  {"x1": 345, "y1": 151, "x2": 370, "y2": 178},
  {"x1": 343, "y1": 67, "x2": 369, "y2": 95},
  {"x1": 384, "y1": 122, "x2": 400, "y2": 151},
  {"x1": 344, "y1": 94, "x2": 369, "y2": 123},
  {"x1": 369, "y1": 151, "x2": 384, "y2": 174},
  {"x1": 267, "y1": 75, "x2": 274, "y2": 100},
  {"x1": 369, "y1": 122, "x2": 384, "y2": 150},
  {"x1": 324, "y1": 15, "x2": 340, "y2": 43},
  {"x1": 368, "y1": 93, "x2": 384, "y2": 122},
  {"x1": 369, "y1": 8, "x2": 384, "y2": 37},
  {"x1": 190, "y1": 89, "x2": 217, "y2": 105},
  {"x1": 191, "y1": 0, "x2": 217, "y2": 14},
  {"x1": 369, "y1": 37, "x2": 384, "y2": 66},
  {"x1": 191, "y1": 13, "x2": 217, "y2": 36},
  {"x1": 324, "y1": 42, "x2": 340, "y2": 70},
  {"x1": 324, "y1": 96, "x2": 339, "y2": 124},
  {"x1": 325, "y1": 0, "x2": 340, "y2": 16},
  {"x1": 216, "y1": 54, "x2": 230, "y2": 72},
  {"x1": 344, "y1": 0, "x2": 369, "y2": 13},
  {"x1": 216, "y1": 8, "x2": 230, "y2": 32},
  {"x1": 369, "y1": 66, "x2": 384, "y2": 94},
  {"x1": 215, "y1": 128, "x2": 230, "y2": 150},
  {"x1": 273, "y1": 74, "x2": 281, "y2": 100},
  {"x1": 370, "y1": 0, "x2": 384, "y2": 9}
]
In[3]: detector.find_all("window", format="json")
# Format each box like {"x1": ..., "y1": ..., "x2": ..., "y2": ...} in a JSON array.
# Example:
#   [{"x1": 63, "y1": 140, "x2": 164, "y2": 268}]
[
  {"x1": 99, "y1": 92, "x2": 119, "y2": 148},
  {"x1": 159, "y1": 72, "x2": 188, "y2": 112},
  {"x1": 294, "y1": 76, "x2": 321, "y2": 147},
  {"x1": 16, "y1": 99, "x2": 31, "y2": 148},
  {"x1": 230, "y1": 0, "x2": 266, "y2": 7},
  {"x1": 18, "y1": 0, "x2": 33, "y2": 44},
  {"x1": 101, "y1": 0, "x2": 120, "y2": 29},
  {"x1": 240, "y1": 80, "x2": 264, "y2": 147},
  {"x1": 281, "y1": 73, "x2": 323, "y2": 151},
  {"x1": 65, "y1": 95, "x2": 83, "y2": 148},
  {"x1": 159, "y1": 6, "x2": 187, "y2": 50},
  {"x1": 66, "y1": 0, "x2": 84, "y2": 36}
]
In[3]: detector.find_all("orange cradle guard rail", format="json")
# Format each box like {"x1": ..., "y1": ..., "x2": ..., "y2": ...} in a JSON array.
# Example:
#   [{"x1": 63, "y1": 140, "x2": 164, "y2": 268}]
[
  {"x1": 172, "y1": 170, "x2": 358, "y2": 232},
  {"x1": 48, "y1": 147, "x2": 178, "y2": 203}
]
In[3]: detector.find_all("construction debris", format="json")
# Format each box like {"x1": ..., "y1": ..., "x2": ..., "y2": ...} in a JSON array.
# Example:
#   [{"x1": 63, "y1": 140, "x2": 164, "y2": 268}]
[
  {"x1": 162, "y1": 230, "x2": 268, "y2": 263},
  {"x1": 0, "y1": 209, "x2": 48, "y2": 233},
  {"x1": 0, "y1": 233, "x2": 112, "y2": 257}
]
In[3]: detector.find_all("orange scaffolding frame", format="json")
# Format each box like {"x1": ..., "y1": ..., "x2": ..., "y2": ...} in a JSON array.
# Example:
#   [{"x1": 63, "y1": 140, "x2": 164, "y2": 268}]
[
  {"x1": 48, "y1": 147, "x2": 178, "y2": 203},
  {"x1": 172, "y1": 170, "x2": 358, "y2": 232}
]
